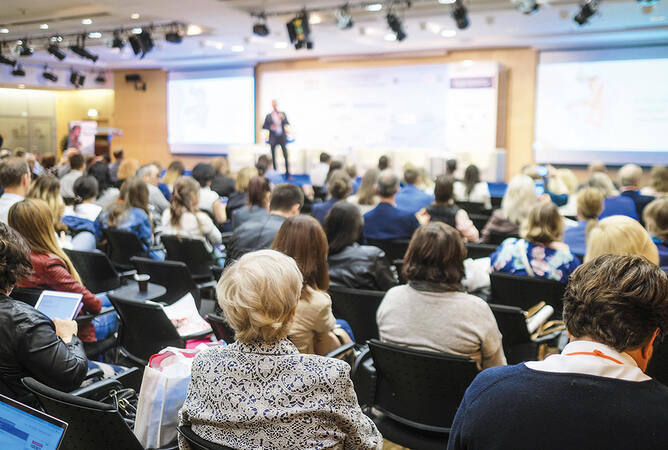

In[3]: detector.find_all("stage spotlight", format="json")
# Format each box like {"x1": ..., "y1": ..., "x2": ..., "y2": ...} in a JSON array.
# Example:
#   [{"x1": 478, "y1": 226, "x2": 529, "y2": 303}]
[
  {"x1": 165, "y1": 23, "x2": 183, "y2": 43},
  {"x1": 335, "y1": 4, "x2": 354, "y2": 30},
  {"x1": 16, "y1": 39, "x2": 33, "y2": 56},
  {"x1": 253, "y1": 14, "x2": 270, "y2": 37},
  {"x1": 386, "y1": 13, "x2": 406, "y2": 41},
  {"x1": 128, "y1": 35, "x2": 142, "y2": 55},
  {"x1": 69, "y1": 35, "x2": 99, "y2": 62},
  {"x1": 138, "y1": 29, "x2": 154, "y2": 58},
  {"x1": 42, "y1": 66, "x2": 58, "y2": 82},
  {"x1": 574, "y1": 0, "x2": 599, "y2": 25},
  {"x1": 95, "y1": 72, "x2": 106, "y2": 83},
  {"x1": 11, "y1": 64, "x2": 26, "y2": 77},
  {"x1": 47, "y1": 42, "x2": 66, "y2": 60},
  {"x1": 0, "y1": 53, "x2": 16, "y2": 66},
  {"x1": 512, "y1": 0, "x2": 540, "y2": 14},
  {"x1": 452, "y1": 0, "x2": 470, "y2": 29},
  {"x1": 286, "y1": 11, "x2": 313, "y2": 50},
  {"x1": 111, "y1": 30, "x2": 125, "y2": 49},
  {"x1": 70, "y1": 70, "x2": 85, "y2": 88}
]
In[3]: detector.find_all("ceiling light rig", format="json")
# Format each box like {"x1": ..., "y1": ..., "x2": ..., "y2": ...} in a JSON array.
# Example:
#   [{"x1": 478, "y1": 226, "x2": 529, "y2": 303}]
[
  {"x1": 42, "y1": 66, "x2": 58, "y2": 82},
  {"x1": 512, "y1": 0, "x2": 540, "y2": 15},
  {"x1": 69, "y1": 34, "x2": 99, "y2": 62},
  {"x1": 252, "y1": 13, "x2": 270, "y2": 37},
  {"x1": 451, "y1": 0, "x2": 470, "y2": 29},
  {"x1": 11, "y1": 64, "x2": 26, "y2": 77},
  {"x1": 0, "y1": 42, "x2": 16, "y2": 66},
  {"x1": 286, "y1": 10, "x2": 313, "y2": 50},
  {"x1": 574, "y1": 0, "x2": 600, "y2": 25}
]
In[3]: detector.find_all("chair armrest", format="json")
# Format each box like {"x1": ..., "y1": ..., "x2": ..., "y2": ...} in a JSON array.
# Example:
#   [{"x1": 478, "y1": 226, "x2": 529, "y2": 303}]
[
  {"x1": 85, "y1": 368, "x2": 104, "y2": 380},
  {"x1": 195, "y1": 280, "x2": 217, "y2": 290},
  {"x1": 325, "y1": 342, "x2": 356, "y2": 359},
  {"x1": 75, "y1": 306, "x2": 116, "y2": 323},
  {"x1": 70, "y1": 378, "x2": 122, "y2": 399},
  {"x1": 181, "y1": 329, "x2": 215, "y2": 341},
  {"x1": 119, "y1": 269, "x2": 137, "y2": 278}
]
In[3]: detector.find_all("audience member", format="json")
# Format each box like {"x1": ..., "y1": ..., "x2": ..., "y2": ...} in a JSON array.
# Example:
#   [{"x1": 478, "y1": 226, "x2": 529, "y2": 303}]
[
  {"x1": 618, "y1": 163, "x2": 655, "y2": 223},
  {"x1": 347, "y1": 168, "x2": 380, "y2": 215},
  {"x1": 445, "y1": 158, "x2": 458, "y2": 177},
  {"x1": 0, "y1": 156, "x2": 31, "y2": 223},
  {"x1": 227, "y1": 184, "x2": 303, "y2": 262},
  {"x1": 108, "y1": 149, "x2": 124, "y2": 183},
  {"x1": 312, "y1": 169, "x2": 352, "y2": 224},
  {"x1": 585, "y1": 215, "x2": 659, "y2": 265},
  {"x1": 480, "y1": 174, "x2": 536, "y2": 244},
  {"x1": 589, "y1": 171, "x2": 637, "y2": 220},
  {"x1": 490, "y1": 201, "x2": 580, "y2": 283},
  {"x1": 427, "y1": 175, "x2": 479, "y2": 243},
  {"x1": 550, "y1": 168, "x2": 579, "y2": 217},
  {"x1": 10, "y1": 199, "x2": 102, "y2": 343},
  {"x1": 231, "y1": 176, "x2": 270, "y2": 230},
  {"x1": 87, "y1": 157, "x2": 112, "y2": 192},
  {"x1": 59, "y1": 153, "x2": 85, "y2": 200},
  {"x1": 62, "y1": 176, "x2": 101, "y2": 251},
  {"x1": 226, "y1": 166, "x2": 258, "y2": 219},
  {"x1": 454, "y1": 164, "x2": 491, "y2": 209},
  {"x1": 395, "y1": 167, "x2": 434, "y2": 213},
  {"x1": 191, "y1": 163, "x2": 226, "y2": 224},
  {"x1": 325, "y1": 202, "x2": 398, "y2": 291},
  {"x1": 161, "y1": 160, "x2": 185, "y2": 195},
  {"x1": 310, "y1": 152, "x2": 331, "y2": 189},
  {"x1": 641, "y1": 165, "x2": 668, "y2": 198},
  {"x1": 26, "y1": 174, "x2": 67, "y2": 237},
  {"x1": 255, "y1": 154, "x2": 272, "y2": 177},
  {"x1": 346, "y1": 163, "x2": 361, "y2": 193},
  {"x1": 377, "y1": 222, "x2": 506, "y2": 369},
  {"x1": 161, "y1": 176, "x2": 222, "y2": 253},
  {"x1": 272, "y1": 216, "x2": 350, "y2": 355},
  {"x1": 40, "y1": 153, "x2": 57, "y2": 174},
  {"x1": 210, "y1": 157, "x2": 235, "y2": 198},
  {"x1": 56, "y1": 148, "x2": 78, "y2": 179},
  {"x1": 448, "y1": 254, "x2": 668, "y2": 450},
  {"x1": 363, "y1": 171, "x2": 423, "y2": 241},
  {"x1": 563, "y1": 187, "x2": 603, "y2": 258},
  {"x1": 180, "y1": 250, "x2": 381, "y2": 449},
  {"x1": 0, "y1": 222, "x2": 88, "y2": 408},
  {"x1": 325, "y1": 160, "x2": 344, "y2": 184},
  {"x1": 137, "y1": 163, "x2": 170, "y2": 216},
  {"x1": 114, "y1": 158, "x2": 139, "y2": 189},
  {"x1": 378, "y1": 155, "x2": 390, "y2": 171},
  {"x1": 644, "y1": 197, "x2": 668, "y2": 266}
]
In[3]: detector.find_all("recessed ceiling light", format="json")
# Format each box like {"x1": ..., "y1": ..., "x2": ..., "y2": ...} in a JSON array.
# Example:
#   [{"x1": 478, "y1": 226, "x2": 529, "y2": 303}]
[
  {"x1": 426, "y1": 22, "x2": 442, "y2": 33},
  {"x1": 203, "y1": 40, "x2": 224, "y2": 50},
  {"x1": 650, "y1": 15, "x2": 666, "y2": 22},
  {"x1": 366, "y1": 3, "x2": 383, "y2": 11},
  {"x1": 131, "y1": 27, "x2": 142, "y2": 34},
  {"x1": 82, "y1": 18, "x2": 92, "y2": 25},
  {"x1": 186, "y1": 24, "x2": 202, "y2": 36},
  {"x1": 274, "y1": 41, "x2": 289, "y2": 49},
  {"x1": 441, "y1": 29, "x2": 457, "y2": 37},
  {"x1": 438, "y1": 0, "x2": 457, "y2": 3},
  {"x1": 18, "y1": 84, "x2": 25, "y2": 89},
  {"x1": 130, "y1": 13, "x2": 140, "y2": 20},
  {"x1": 384, "y1": 33, "x2": 397, "y2": 41},
  {"x1": 88, "y1": 32, "x2": 102, "y2": 39},
  {"x1": 309, "y1": 13, "x2": 322, "y2": 24},
  {"x1": 0, "y1": 28, "x2": 9, "y2": 34},
  {"x1": 231, "y1": 45, "x2": 244, "y2": 52},
  {"x1": 40, "y1": 24, "x2": 49, "y2": 30}
]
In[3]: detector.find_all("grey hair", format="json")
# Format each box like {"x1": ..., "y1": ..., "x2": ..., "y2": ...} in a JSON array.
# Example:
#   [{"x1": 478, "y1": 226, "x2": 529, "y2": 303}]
[{"x1": 376, "y1": 170, "x2": 399, "y2": 198}]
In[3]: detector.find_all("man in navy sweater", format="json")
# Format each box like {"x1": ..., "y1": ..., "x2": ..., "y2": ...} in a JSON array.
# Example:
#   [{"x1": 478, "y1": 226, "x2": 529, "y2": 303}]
[{"x1": 448, "y1": 254, "x2": 668, "y2": 450}]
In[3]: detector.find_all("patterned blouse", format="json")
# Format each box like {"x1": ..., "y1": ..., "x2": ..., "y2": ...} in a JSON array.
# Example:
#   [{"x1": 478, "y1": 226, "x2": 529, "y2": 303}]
[
  {"x1": 179, "y1": 339, "x2": 382, "y2": 450},
  {"x1": 489, "y1": 238, "x2": 581, "y2": 283}
]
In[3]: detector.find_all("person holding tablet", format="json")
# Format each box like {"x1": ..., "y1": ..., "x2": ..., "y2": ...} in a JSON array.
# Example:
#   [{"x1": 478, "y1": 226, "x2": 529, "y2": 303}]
[{"x1": 0, "y1": 222, "x2": 88, "y2": 408}]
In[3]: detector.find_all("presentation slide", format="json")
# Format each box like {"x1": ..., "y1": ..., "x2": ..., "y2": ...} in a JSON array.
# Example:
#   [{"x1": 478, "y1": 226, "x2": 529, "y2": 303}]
[
  {"x1": 168, "y1": 69, "x2": 255, "y2": 154},
  {"x1": 534, "y1": 47, "x2": 668, "y2": 165}
]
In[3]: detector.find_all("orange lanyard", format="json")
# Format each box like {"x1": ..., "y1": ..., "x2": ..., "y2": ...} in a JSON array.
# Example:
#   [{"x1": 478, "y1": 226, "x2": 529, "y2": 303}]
[{"x1": 564, "y1": 349, "x2": 623, "y2": 365}]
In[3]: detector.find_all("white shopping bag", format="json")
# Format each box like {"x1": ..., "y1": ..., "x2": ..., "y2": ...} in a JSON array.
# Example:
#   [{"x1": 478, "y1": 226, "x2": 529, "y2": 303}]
[{"x1": 133, "y1": 345, "x2": 212, "y2": 448}]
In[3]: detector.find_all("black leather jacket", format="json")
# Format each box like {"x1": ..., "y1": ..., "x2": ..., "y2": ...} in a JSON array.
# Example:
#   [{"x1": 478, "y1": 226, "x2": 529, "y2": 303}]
[
  {"x1": 0, "y1": 295, "x2": 88, "y2": 407},
  {"x1": 328, "y1": 244, "x2": 399, "y2": 291}
]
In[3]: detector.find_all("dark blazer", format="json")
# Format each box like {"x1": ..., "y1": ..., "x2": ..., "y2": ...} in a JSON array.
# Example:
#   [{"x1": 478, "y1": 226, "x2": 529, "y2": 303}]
[
  {"x1": 362, "y1": 202, "x2": 419, "y2": 241},
  {"x1": 621, "y1": 190, "x2": 655, "y2": 224},
  {"x1": 328, "y1": 243, "x2": 398, "y2": 291},
  {"x1": 262, "y1": 111, "x2": 290, "y2": 143},
  {"x1": 226, "y1": 191, "x2": 247, "y2": 220},
  {"x1": 312, "y1": 198, "x2": 338, "y2": 225},
  {"x1": 211, "y1": 173, "x2": 236, "y2": 198},
  {"x1": 227, "y1": 214, "x2": 286, "y2": 263},
  {"x1": 0, "y1": 295, "x2": 88, "y2": 408}
]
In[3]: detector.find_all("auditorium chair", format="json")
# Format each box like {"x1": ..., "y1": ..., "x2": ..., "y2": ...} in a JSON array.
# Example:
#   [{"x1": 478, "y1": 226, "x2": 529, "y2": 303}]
[
  {"x1": 456, "y1": 201, "x2": 488, "y2": 216},
  {"x1": 65, "y1": 248, "x2": 134, "y2": 294},
  {"x1": 161, "y1": 235, "x2": 217, "y2": 281},
  {"x1": 465, "y1": 242, "x2": 498, "y2": 259},
  {"x1": 486, "y1": 230, "x2": 518, "y2": 246},
  {"x1": 366, "y1": 238, "x2": 410, "y2": 262},
  {"x1": 328, "y1": 285, "x2": 385, "y2": 344},
  {"x1": 469, "y1": 214, "x2": 491, "y2": 233},
  {"x1": 177, "y1": 425, "x2": 236, "y2": 450},
  {"x1": 9, "y1": 287, "x2": 43, "y2": 306},
  {"x1": 353, "y1": 340, "x2": 478, "y2": 450},
  {"x1": 490, "y1": 272, "x2": 566, "y2": 318},
  {"x1": 104, "y1": 228, "x2": 151, "y2": 271},
  {"x1": 206, "y1": 313, "x2": 236, "y2": 343}
]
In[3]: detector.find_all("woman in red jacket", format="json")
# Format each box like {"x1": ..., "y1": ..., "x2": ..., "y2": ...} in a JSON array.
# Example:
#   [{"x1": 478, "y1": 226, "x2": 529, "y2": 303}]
[{"x1": 9, "y1": 198, "x2": 102, "y2": 343}]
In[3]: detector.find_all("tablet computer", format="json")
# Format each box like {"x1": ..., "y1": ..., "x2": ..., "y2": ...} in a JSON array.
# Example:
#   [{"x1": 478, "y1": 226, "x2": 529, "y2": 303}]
[
  {"x1": 34, "y1": 290, "x2": 84, "y2": 321},
  {"x1": 0, "y1": 393, "x2": 68, "y2": 449}
]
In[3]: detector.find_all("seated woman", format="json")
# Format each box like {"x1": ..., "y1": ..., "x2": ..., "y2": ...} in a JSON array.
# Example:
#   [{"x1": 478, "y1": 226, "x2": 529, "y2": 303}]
[
  {"x1": 191, "y1": 163, "x2": 226, "y2": 224},
  {"x1": 180, "y1": 249, "x2": 381, "y2": 449},
  {"x1": 312, "y1": 170, "x2": 352, "y2": 225},
  {"x1": 231, "y1": 176, "x2": 270, "y2": 230},
  {"x1": 453, "y1": 164, "x2": 492, "y2": 209},
  {"x1": 585, "y1": 215, "x2": 659, "y2": 265},
  {"x1": 161, "y1": 176, "x2": 222, "y2": 252},
  {"x1": 27, "y1": 174, "x2": 69, "y2": 247},
  {"x1": 10, "y1": 199, "x2": 103, "y2": 343},
  {"x1": 427, "y1": 175, "x2": 479, "y2": 242},
  {"x1": 226, "y1": 167, "x2": 258, "y2": 220},
  {"x1": 481, "y1": 174, "x2": 537, "y2": 244},
  {"x1": 325, "y1": 202, "x2": 398, "y2": 291},
  {"x1": 161, "y1": 160, "x2": 185, "y2": 196},
  {"x1": 0, "y1": 222, "x2": 88, "y2": 408},
  {"x1": 347, "y1": 168, "x2": 380, "y2": 215},
  {"x1": 644, "y1": 198, "x2": 668, "y2": 266},
  {"x1": 272, "y1": 215, "x2": 351, "y2": 355},
  {"x1": 376, "y1": 222, "x2": 506, "y2": 370},
  {"x1": 61, "y1": 176, "x2": 102, "y2": 251},
  {"x1": 563, "y1": 187, "x2": 603, "y2": 258},
  {"x1": 98, "y1": 176, "x2": 163, "y2": 260},
  {"x1": 490, "y1": 201, "x2": 581, "y2": 283}
]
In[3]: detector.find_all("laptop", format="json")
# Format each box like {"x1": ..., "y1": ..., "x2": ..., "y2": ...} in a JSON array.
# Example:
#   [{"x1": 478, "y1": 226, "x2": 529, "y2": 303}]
[
  {"x1": 0, "y1": 393, "x2": 68, "y2": 449},
  {"x1": 34, "y1": 291, "x2": 84, "y2": 321}
]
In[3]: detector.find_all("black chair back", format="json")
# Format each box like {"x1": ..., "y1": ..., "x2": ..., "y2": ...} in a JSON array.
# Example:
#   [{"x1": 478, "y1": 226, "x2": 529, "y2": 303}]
[
  {"x1": 490, "y1": 272, "x2": 566, "y2": 318},
  {"x1": 10, "y1": 287, "x2": 43, "y2": 306},
  {"x1": 178, "y1": 425, "x2": 236, "y2": 450},
  {"x1": 22, "y1": 377, "x2": 144, "y2": 450},
  {"x1": 469, "y1": 214, "x2": 491, "y2": 233},
  {"x1": 206, "y1": 313, "x2": 236, "y2": 343},
  {"x1": 488, "y1": 303, "x2": 539, "y2": 364},
  {"x1": 368, "y1": 339, "x2": 478, "y2": 433},
  {"x1": 457, "y1": 201, "x2": 487, "y2": 215},
  {"x1": 486, "y1": 230, "x2": 518, "y2": 246},
  {"x1": 465, "y1": 243, "x2": 497, "y2": 259},
  {"x1": 161, "y1": 235, "x2": 215, "y2": 281},
  {"x1": 491, "y1": 196, "x2": 503, "y2": 209},
  {"x1": 65, "y1": 248, "x2": 121, "y2": 293},
  {"x1": 104, "y1": 228, "x2": 147, "y2": 271},
  {"x1": 107, "y1": 295, "x2": 183, "y2": 365},
  {"x1": 647, "y1": 339, "x2": 668, "y2": 387},
  {"x1": 366, "y1": 239, "x2": 410, "y2": 262},
  {"x1": 131, "y1": 256, "x2": 201, "y2": 307},
  {"x1": 328, "y1": 286, "x2": 385, "y2": 344}
]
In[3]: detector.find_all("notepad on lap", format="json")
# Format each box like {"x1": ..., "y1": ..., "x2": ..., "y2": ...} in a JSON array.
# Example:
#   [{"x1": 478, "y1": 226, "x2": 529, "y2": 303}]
[{"x1": 34, "y1": 291, "x2": 84, "y2": 321}]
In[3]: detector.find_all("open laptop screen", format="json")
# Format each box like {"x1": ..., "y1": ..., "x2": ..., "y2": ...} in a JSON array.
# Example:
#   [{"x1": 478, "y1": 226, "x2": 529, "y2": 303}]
[{"x1": 0, "y1": 393, "x2": 67, "y2": 449}]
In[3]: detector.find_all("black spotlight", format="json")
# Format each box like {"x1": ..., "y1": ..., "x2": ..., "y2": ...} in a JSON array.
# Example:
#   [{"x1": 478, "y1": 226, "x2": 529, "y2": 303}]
[
  {"x1": 0, "y1": 53, "x2": 16, "y2": 66},
  {"x1": 253, "y1": 23, "x2": 270, "y2": 37},
  {"x1": 70, "y1": 70, "x2": 85, "y2": 88},
  {"x1": 69, "y1": 35, "x2": 99, "y2": 62},
  {"x1": 452, "y1": 0, "x2": 470, "y2": 30},
  {"x1": 287, "y1": 11, "x2": 313, "y2": 50},
  {"x1": 111, "y1": 30, "x2": 125, "y2": 49},
  {"x1": 165, "y1": 23, "x2": 183, "y2": 43},
  {"x1": 574, "y1": 0, "x2": 599, "y2": 25},
  {"x1": 128, "y1": 35, "x2": 142, "y2": 55},
  {"x1": 138, "y1": 29, "x2": 154, "y2": 58},
  {"x1": 11, "y1": 64, "x2": 26, "y2": 77},
  {"x1": 47, "y1": 43, "x2": 66, "y2": 60},
  {"x1": 335, "y1": 5, "x2": 354, "y2": 30},
  {"x1": 387, "y1": 14, "x2": 407, "y2": 41},
  {"x1": 512, "y1": 0, "x2": 540, "y2": 14},
  {"x1": 43, "y1": 66, "x2": 58, "y2": 82},
  {"x1": 95, "y1": 72, "x2": 106, "y2": 83},
  {"x1": 17, "y1": 39, "x2": 33, "y2": 56}
]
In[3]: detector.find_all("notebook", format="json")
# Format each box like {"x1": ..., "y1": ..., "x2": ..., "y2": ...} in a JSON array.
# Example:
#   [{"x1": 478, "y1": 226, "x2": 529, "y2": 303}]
[
  {"x1": 0, "y1": 393, "x2": 68, "y2": 449},
  {"x1": 34, "y1": 291, "x2": 84, "y2": 321}
]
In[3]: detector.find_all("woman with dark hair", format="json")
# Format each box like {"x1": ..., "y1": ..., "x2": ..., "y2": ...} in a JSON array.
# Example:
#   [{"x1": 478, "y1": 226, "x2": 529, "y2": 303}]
[
  {"x1": 325, "y1": 202, "x2": 398, "y2": 291},
  {"x1": 231, "y1": 176, "x2": 270, "y2": 229},
  {"x1": 272, "y1": 215, "x2": 351, "y2": 355},
  {"x1": 427, "y1": 175, "x2": 479, "y2": 242},
  {"x1": 454, "y1": 164, "x2": 491, "y2": 209},
  {"x1": 62, "y1": 175, "x2": 101, "y2": 251},
  {"x1": 377, "y1": 222, "x2": 506, "y2": 369},
  {"x1": 312, "y1": 169, "x2": 352, "y2": 224}
]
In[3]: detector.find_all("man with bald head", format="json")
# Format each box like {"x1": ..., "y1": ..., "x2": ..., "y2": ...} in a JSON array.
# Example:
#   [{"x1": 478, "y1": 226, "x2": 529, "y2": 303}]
[{"x1": 618, "y1": 163, "x2": 654, "y2": 223}]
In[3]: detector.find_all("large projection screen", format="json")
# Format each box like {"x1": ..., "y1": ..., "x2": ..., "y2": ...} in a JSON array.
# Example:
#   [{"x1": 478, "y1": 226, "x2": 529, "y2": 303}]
[{"x1": 534, "y1": 46, "x2": 668, "y2": 165}]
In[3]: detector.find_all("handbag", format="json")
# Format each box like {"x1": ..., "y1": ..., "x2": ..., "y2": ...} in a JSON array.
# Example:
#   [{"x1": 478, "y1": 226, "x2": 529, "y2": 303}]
[{"x1": 100, "y1": 387, "x2": 138, "y2": 427}]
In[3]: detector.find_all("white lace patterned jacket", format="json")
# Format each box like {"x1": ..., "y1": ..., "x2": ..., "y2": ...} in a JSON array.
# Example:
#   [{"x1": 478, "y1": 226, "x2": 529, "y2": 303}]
[{"x1": 179, "y1": 339, "x2": 382, "y2": 450}]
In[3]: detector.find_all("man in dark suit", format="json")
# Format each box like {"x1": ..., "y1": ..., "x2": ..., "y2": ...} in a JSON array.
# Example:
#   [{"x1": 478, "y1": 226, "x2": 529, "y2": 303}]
[
  {"x1": 618, "y1": 163, "x2": 655, "y2": 225},
  {"x1": 262, "y1": 100, "x2": 291, "y2": 176}
]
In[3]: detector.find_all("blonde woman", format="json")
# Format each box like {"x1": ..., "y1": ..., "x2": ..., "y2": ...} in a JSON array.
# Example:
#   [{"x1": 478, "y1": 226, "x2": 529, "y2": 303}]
[
  {"x1": 585, "y1": 215, "x2": 659, "y2": 265},
  {"x1": 642, "y1": 165, "x2": 668, "y2": 197},
  {"x1": 179, "y1": 249, "x2": 381, "y2": 449},
  {"x1": 644, "y1": 197, "x2": 668, "y2": 266},
  {"x1": 481, "y1": 174, "x2": 537, "y2": 244},
  {"x1": 347, "y1": 168, "x2": 380, "y2": 215},
  {"x1": 563, "y1": 188, "x2": 604, "y2": 257},
  {"x1": 226, "y1": 166, "x2": 258, "y2": 219},
  {"x1": 551, "y1": 168, "x2": 579, "y2": 217},
  {"x1": 27, "y1": 174, "x2": 67, "y2": 235},
  {"x1": 490, "y1": 201, "x2": 581, "y2": 283},
  {"x1": 161, "y1": 160, "x2": 185, "y2": 193}
]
